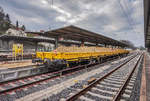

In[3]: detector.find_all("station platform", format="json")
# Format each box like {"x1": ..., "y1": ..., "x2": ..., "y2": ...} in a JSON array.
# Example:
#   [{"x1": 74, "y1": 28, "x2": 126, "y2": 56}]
[
  {"x1": 0, "y1": 60, "x2": 46, "y2": 82},
  {"x1": 140, "y1": 52, "x2": 150, "y2": 101},
  {"x1": 0, "y1": 60, "x2": 35, "y2": 69}
]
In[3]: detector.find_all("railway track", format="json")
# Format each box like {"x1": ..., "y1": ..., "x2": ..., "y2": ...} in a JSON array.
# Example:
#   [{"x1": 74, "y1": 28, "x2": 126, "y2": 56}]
[
  {"x1": 66, "y1": 53, "x2": 142, "y2": 101},
  {"x1": 0, "y1": 54, "x2": 135, "y2": 95}
]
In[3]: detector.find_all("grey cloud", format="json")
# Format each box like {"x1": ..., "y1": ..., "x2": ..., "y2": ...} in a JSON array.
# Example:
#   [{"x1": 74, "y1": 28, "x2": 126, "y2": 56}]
[{"x1": 0, "y1": 0, "x2": 144, "y2": 46}]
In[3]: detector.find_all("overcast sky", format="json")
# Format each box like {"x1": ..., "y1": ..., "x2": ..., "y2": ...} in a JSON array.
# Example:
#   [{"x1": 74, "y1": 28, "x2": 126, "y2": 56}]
[{"x1": 0, "y1": 0, "x2": 144, "y2": 46}]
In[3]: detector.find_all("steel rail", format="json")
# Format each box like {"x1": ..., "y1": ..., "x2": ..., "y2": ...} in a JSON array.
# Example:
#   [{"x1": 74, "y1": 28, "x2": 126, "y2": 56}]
[
  {"x1": 0, "y1": 53, "x2": 133, "y2": 85},
  {"x1": 0, "y1": 53, "x2": 131, "y2": 85},
  {"x1": 66, "y1": 54, "x2": 140, "y2": 101},
  {"x1": 0, "y1": 54, "x2": 133, "y2": 94},
  {"x1": 112, "y1": 54, "x2": 143, "y2": 101}
]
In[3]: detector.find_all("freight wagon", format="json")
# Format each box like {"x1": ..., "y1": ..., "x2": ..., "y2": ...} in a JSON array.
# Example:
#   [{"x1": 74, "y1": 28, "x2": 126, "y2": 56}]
[{"x1": 32, "y1": 48, "x2": 129, "y2": 71}]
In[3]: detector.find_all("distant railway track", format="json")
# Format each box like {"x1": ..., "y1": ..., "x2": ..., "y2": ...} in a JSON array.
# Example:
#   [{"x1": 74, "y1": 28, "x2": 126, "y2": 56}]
[
  {"x1": 0, "y1": 53, "x2": 136, "y2": 95},
  {"x1": 0, "y1": 57, "x2": 32, "y2": 62},
  {"x1": 0, "y1": 53, "x2": 34, "y2": 62},
  {"x1": 66, "y1": 53, "x2": 142, "y2": 101}
]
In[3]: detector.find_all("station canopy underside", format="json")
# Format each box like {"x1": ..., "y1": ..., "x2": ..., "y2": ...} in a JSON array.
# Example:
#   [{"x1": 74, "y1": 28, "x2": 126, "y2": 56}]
[
  {"x1": 144, "y1": 0, "x2": 150, "y2": 47},
  {"x1": 39, "y1": 25, "x2": 128, "y2": 47},
  {"x1": 0, "y1": 35, "x2": 99, "y2": 46}
]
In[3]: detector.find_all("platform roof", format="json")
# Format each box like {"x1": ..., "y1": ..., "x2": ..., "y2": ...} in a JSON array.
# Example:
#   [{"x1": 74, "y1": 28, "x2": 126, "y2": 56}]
[
  {"x1": 0, "y1": 35, "x2": 98, "y2": 46},
  {"x1": 33, "y1": 25, "x2": 128, "y2": 47},
  {"x1": 144, "y1": 0, "x2": 150, "y2": 47}
]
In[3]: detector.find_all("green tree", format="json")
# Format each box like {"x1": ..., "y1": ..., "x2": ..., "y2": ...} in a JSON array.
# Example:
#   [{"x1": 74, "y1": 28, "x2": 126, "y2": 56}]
[
  {"x1": 0, "y1": 6, "x2": 11, "y2": 31},
  {"x1": 0, "y1": 6, "x2": 4, "y2": 21},
  {"x1": 4, "y1": 14, "x2": 11, "y2": 30},
  {"x1": 0, "y1": 7, "x2": 5, "y2": 31},
  {"x1": 21, "y1": 25, "x2": 26, "y2": 31},
  {"x1": 16, "y1": 20, "x2": 19, "y2": 28},
  {"x1": 5, "y1": 14, "x2": 11, "y2": 23}
]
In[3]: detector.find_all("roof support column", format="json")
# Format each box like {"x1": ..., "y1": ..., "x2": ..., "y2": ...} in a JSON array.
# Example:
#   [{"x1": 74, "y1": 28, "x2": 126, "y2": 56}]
[
  {"x1": 111, "y1": 45, "x2": 114, "y2": 49},
  {"x1": 148, "y1": 47, "x2": 150, "y2": 52},
  {"x1": 0, "y1": 39, "x2": 4, "y2": 49},
  {"x1": 35, "y1": 42, "x2": 38, "y2": 52},
  {"x1": 6, "y1": 40, "x2": 9, "y2": 50},
  {"x1": 55, "y1": 37, "x2": 59, "y2": 49},
  {"x1": 116, "y1": 46, "x2": 119, "y2": 49},
  {"x1": 0, "y1": 39, "x2": 2, "y2": 49},
  {"x1": 96, "y1": 43, "x2": 98, "y2": 46},
  {"x1": 2, "y1": 39, "x2": 10, "y2": 50},
  {"x1": 81, "y1": 41, "x2": 84, "y2": 47},
  {"x1": 105, "y1": 44, "x2": 108, "y2": 48}
]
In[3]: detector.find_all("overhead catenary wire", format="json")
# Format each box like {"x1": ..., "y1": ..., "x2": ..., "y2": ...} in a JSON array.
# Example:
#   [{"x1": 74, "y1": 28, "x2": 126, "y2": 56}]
[
  {"x1": 117, "y1": 0, "x2": 138, "y2": 35},
  {"x1": 123, "y1": 0, "x2": 142, "y2": 33},
  {"x1": 45, "y1": 0, "x2": 140, "y2": 44}
]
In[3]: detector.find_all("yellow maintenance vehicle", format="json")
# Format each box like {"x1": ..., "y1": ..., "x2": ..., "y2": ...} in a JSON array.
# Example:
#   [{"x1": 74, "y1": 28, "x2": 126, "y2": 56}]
[{"x1": 32, "y1": 47, "x2": 129, "y2": 71}]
